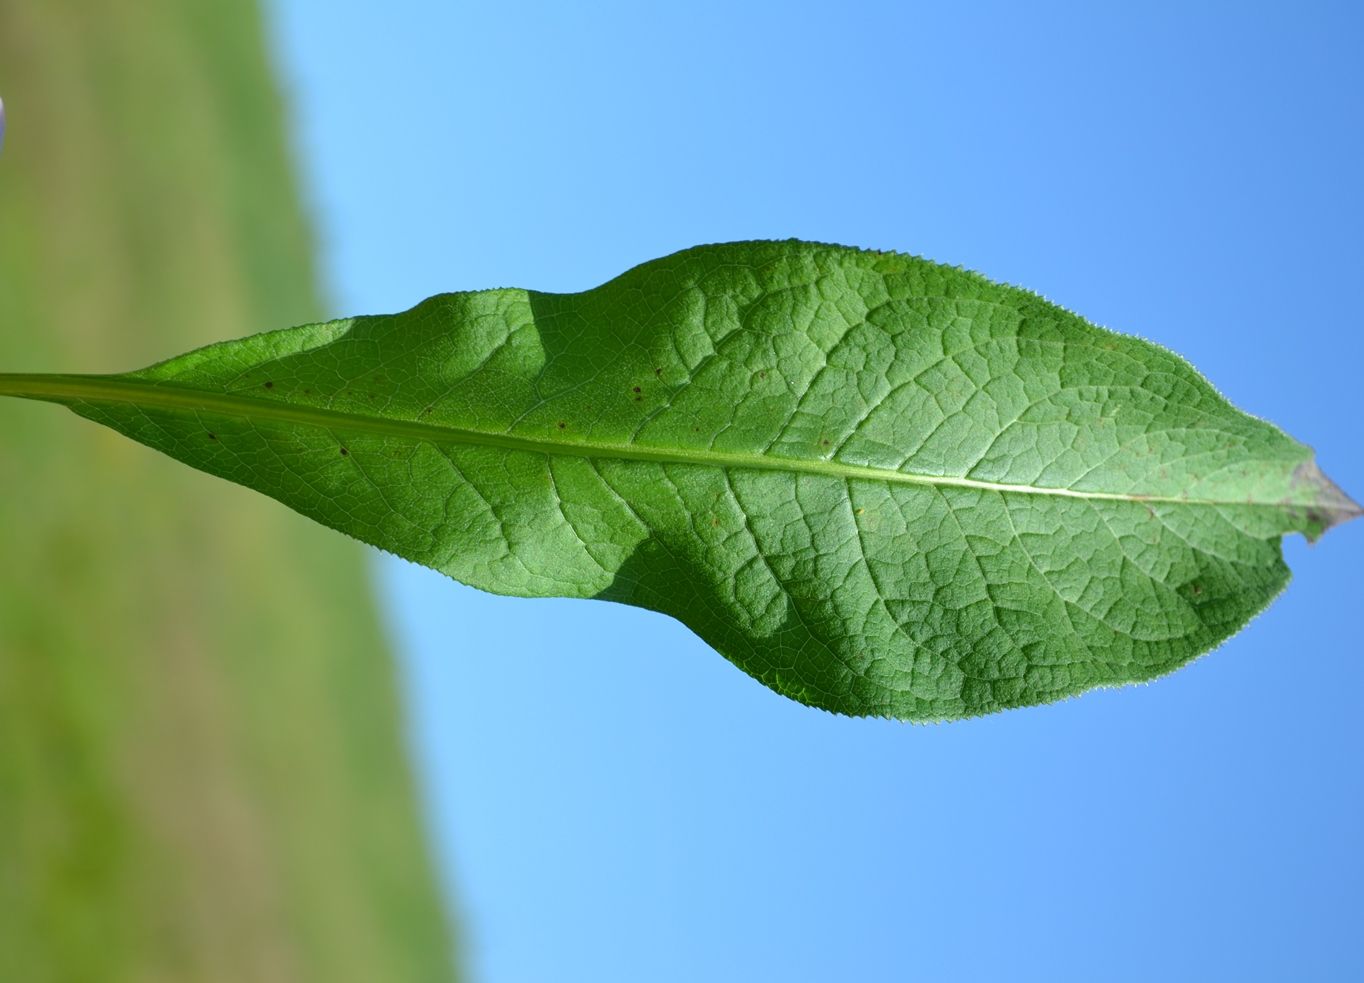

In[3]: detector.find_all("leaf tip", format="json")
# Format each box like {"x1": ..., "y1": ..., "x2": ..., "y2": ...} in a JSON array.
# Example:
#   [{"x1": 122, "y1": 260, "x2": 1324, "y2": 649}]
[{"x1": 1293, "y1": 458, "x2": 1362, "y2": 541}]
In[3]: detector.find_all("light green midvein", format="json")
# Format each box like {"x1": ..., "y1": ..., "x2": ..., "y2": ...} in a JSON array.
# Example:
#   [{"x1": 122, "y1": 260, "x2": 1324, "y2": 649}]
[{"x1": 0, "y1": 372, "x2": 1341, "y2": 514}]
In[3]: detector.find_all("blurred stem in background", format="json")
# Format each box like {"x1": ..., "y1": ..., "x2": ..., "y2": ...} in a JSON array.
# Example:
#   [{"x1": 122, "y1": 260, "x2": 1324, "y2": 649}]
[{"x1": 0, "y1": 2, "x2": 457, "y2": 980}]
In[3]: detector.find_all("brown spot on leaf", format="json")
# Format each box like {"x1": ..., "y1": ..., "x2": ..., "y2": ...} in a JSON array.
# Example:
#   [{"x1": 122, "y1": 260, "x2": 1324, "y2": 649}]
[
  {"x1": 557, "y1": 421, "x2": 567, "y2": 429},
  {"x1": 207, "y1": 433, "x2": 217, "y2": 441},
  {"x1": 263, "y1": 381, "x2": 274, "y2": 389},
  {"x1": 1290, "y1": 457, "x2": 1364, "y2": 539},
  {"x1": 339, "y1": 447, "x2": 349, "y2": 457}
]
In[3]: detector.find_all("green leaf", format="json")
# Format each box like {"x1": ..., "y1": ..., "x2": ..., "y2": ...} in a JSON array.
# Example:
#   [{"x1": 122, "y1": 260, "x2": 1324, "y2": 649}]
[{"x1": 1, "y1": 241, "x2": 1356, "y2": 720}]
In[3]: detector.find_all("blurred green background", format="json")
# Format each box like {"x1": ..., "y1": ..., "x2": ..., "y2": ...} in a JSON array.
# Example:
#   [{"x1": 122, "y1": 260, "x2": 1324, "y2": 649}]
[{"x1": 0, "y1": 2, "x2": 456, "y2": 979}]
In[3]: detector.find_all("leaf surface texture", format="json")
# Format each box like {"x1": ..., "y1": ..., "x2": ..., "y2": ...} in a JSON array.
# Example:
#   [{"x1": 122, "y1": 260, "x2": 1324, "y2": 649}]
[{"x1": 3, "y1": 242, "x2": 1356, "y2": 719}]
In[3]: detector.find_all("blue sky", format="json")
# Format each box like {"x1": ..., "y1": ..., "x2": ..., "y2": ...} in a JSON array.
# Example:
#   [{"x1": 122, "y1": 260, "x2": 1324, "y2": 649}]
[{"x1": 268, "y1": 3, "x2": 1363, "y2": 980}]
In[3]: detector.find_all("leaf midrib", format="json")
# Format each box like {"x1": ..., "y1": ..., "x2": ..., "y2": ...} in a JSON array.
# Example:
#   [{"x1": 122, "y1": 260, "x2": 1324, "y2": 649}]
[{"x1": 0, "y1": 372, "x2": 1304, "y2": 511}]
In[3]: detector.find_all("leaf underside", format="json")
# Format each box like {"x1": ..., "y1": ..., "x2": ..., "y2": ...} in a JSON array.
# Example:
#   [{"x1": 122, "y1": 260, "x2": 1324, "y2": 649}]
[{"x1": 1, "y1": 241, "x2": 1357, "y2": 720}]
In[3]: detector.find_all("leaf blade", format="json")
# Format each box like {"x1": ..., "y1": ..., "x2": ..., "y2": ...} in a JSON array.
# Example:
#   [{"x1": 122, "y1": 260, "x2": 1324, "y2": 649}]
[{"x1": 2, "y1": 241, "x2": 1356, "y2": 719}]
